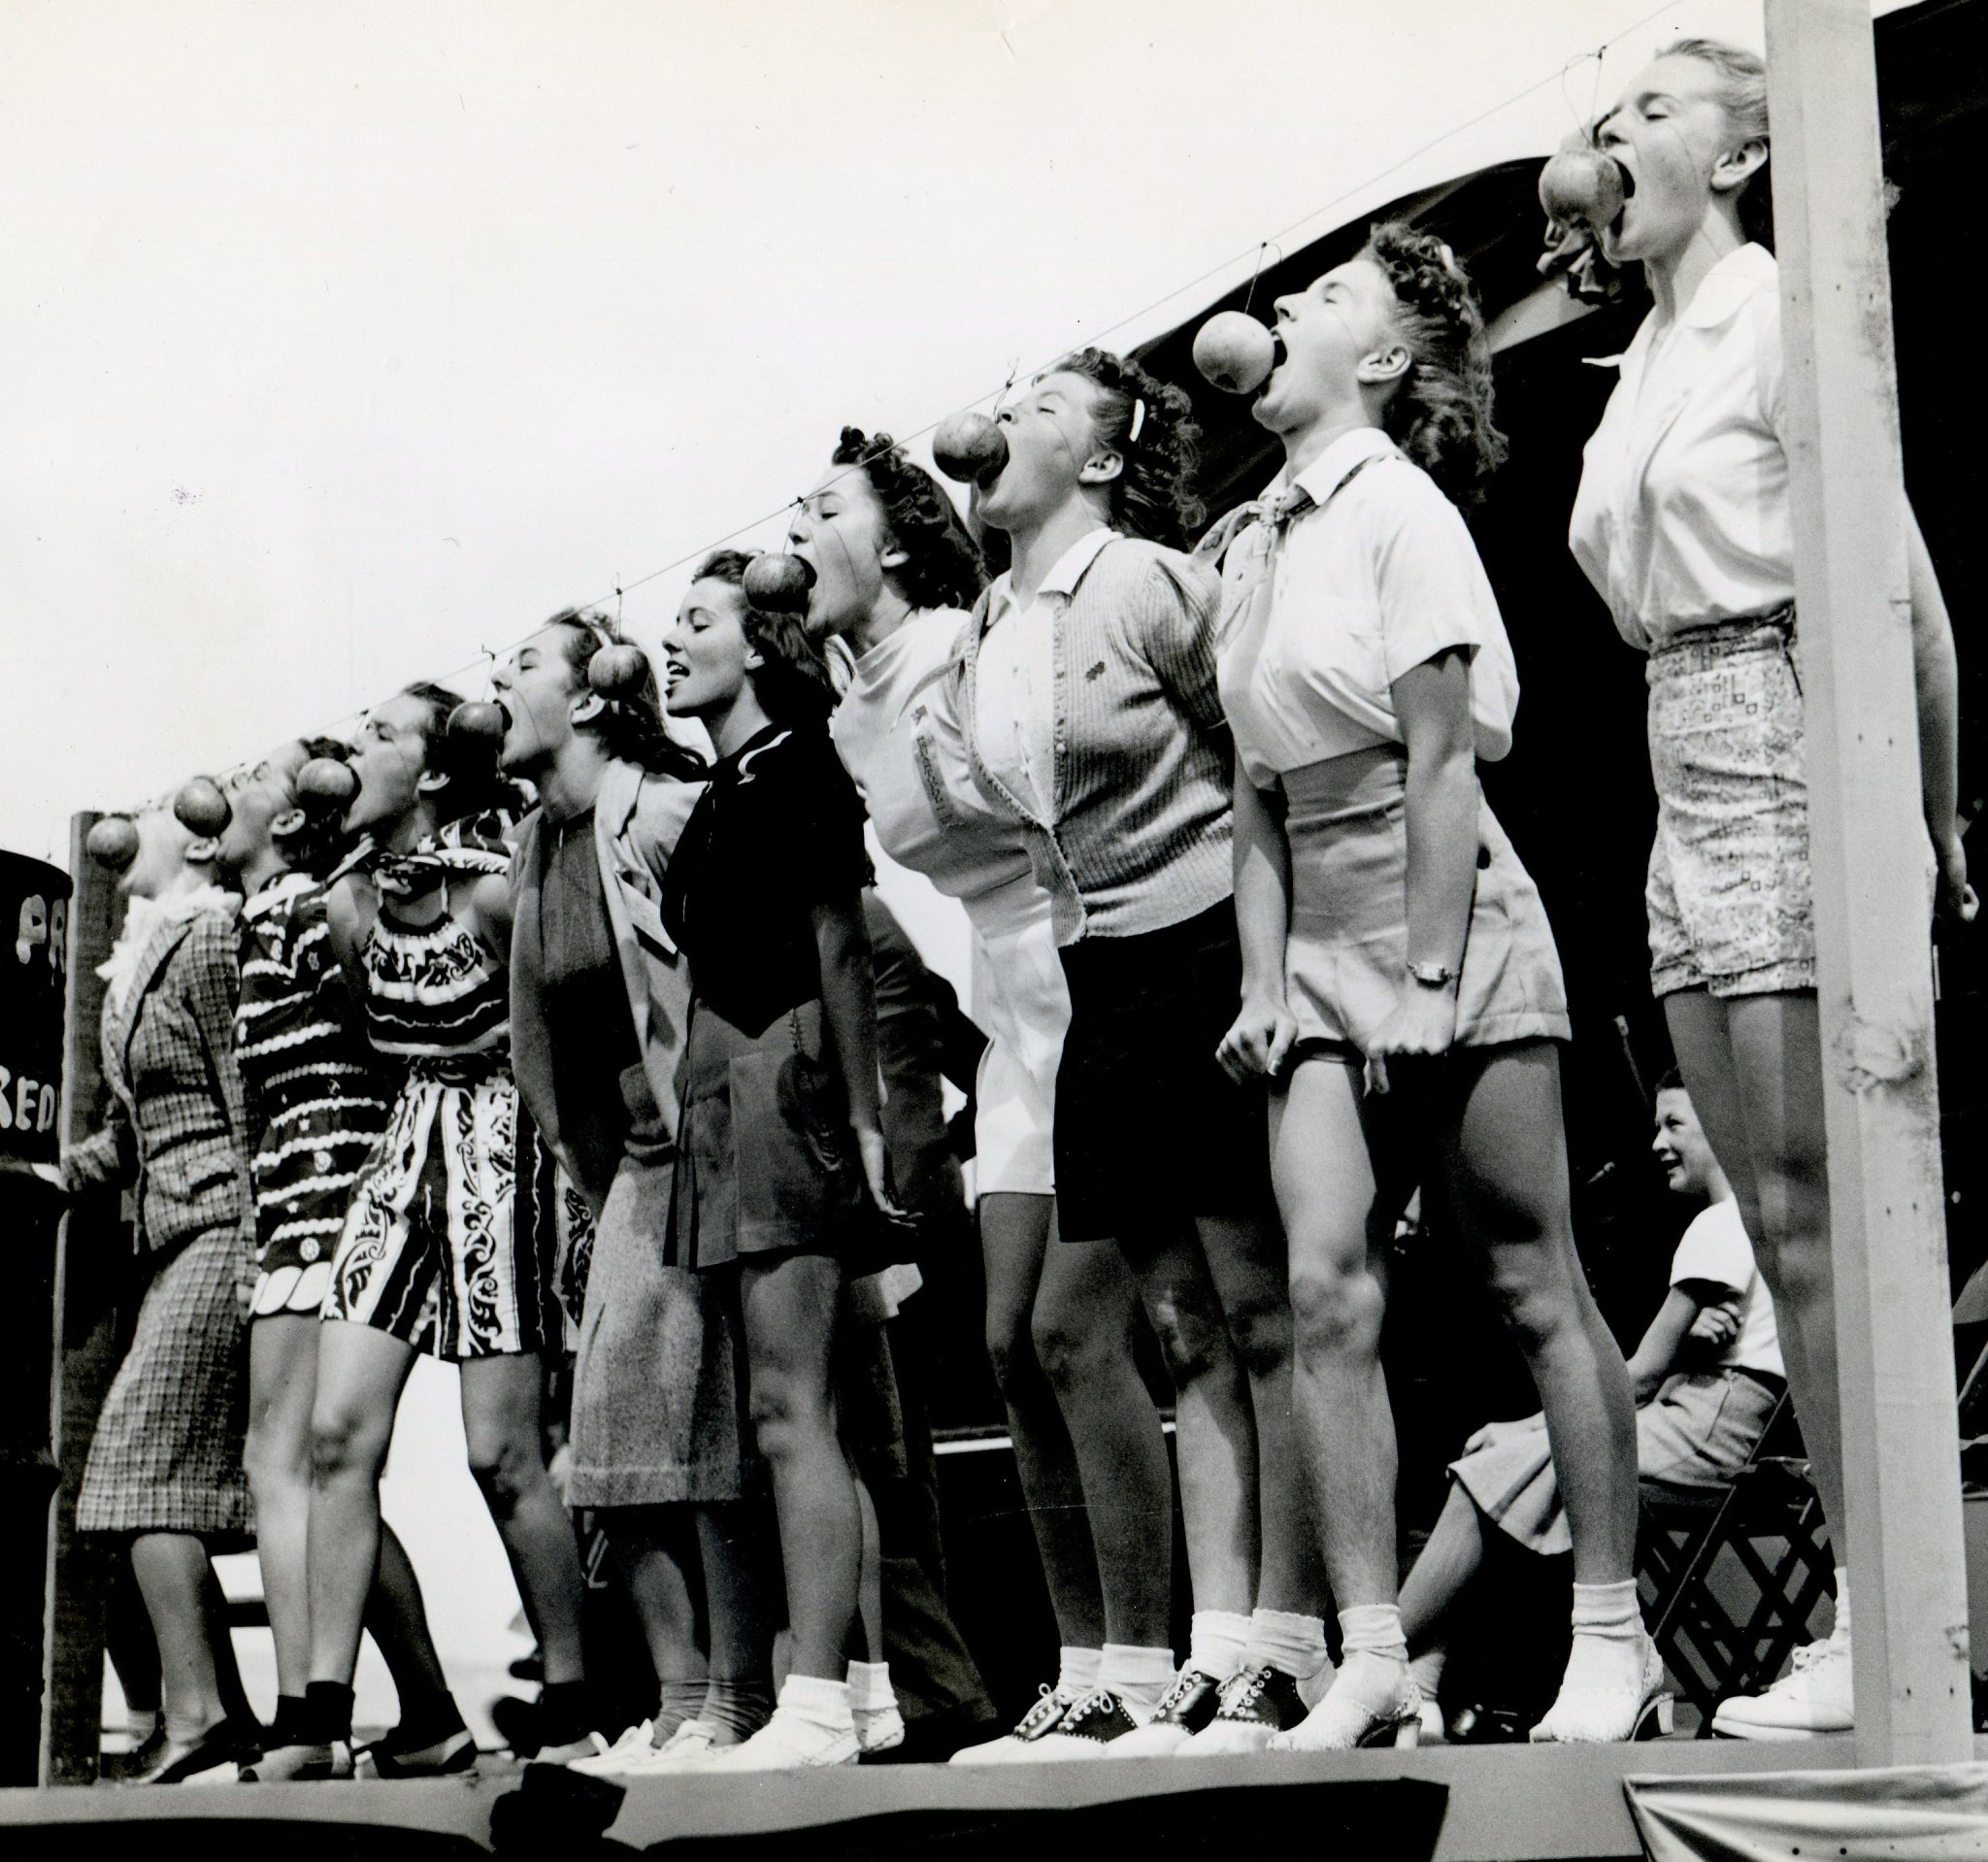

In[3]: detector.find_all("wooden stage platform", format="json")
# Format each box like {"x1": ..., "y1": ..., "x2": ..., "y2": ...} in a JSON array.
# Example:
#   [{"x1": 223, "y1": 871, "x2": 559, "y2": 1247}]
[{"x1": 8, "y1": 1734, "x2": 1985, "y2": 1859}]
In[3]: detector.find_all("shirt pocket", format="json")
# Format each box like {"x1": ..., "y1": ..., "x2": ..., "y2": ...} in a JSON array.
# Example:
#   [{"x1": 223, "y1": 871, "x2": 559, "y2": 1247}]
[{"x1": 911, "y1": 727, "x2": 963, "y2": 830}]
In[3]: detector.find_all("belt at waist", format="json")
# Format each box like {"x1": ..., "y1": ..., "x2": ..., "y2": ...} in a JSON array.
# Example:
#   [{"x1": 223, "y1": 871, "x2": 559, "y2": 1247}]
[
  {"x1": 1647, "y1": 605, "x2": 1796, "y2": 665},
  {"x1": 402, "y1": 1048, "x2": 511, "y2": 1089}
]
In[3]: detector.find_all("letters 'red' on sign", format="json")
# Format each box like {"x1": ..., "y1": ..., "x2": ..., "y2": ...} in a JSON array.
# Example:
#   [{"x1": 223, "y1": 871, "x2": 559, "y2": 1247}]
[{"x1": 0, "y1": 851, "x2": 71, "y2": 1162}]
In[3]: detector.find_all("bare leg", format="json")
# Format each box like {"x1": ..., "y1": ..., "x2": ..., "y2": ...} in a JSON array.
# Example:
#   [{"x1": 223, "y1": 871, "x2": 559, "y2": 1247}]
[
  {"x1": 308, "y1": 1320, "x2": 417, "y2": 1686},
  {"x1": 129, "y1": 1533, "x2": 226, "y2": 1741},
  {"x1": 737, "y1": 1251, "x2": 860, "y2": 1679},
  {"x1": 198, "y1": 1556, "x2": 254, "y2": 1729},
  {"x1": 1398, "y1": 1482, "x2": 1487, "y2": 1653},
  {"x1": 244, "y1": 1313, "x2": 319, "y2": 1697},
  {"x1": 696, "y1": 1500, "x2": 779, "y2": 1691},
  {"x1": 979, "y1": 1192, "x2": 1105, "y2": 1648},
  {"x1": 853, "y1": 1471, "x2": 885, "y2": 1664},
  {"x1": 1667, "y1": 989, "x2": 1844, "y2": 1547},
  {"x1": 1197, "y1": 1207, "x2": 1322, "y2": 1615},
  {"x1": 1118, "y1": 1221, "x2": 1258, "y2": 1616},
  {"x1": 367, "y1": 1524, "x2": 456, "y2": 1713},
  {"x1": 1029, "y1": 1214, "x2": 1175, "y2": 1647},
  {"x1": 106, "y1": 1560, "x2": 161, "y2": 1732},
  {"x1": 604, "y1": 1507, "x2": 708, "y2": 1705},
  {"x1": 458, "y1": 1352, "x2": 586, "y2": 1687},
  {"x1": 1272, "y1": 1055, "x2": 1398, "y2": 1611},
  {"x1": 1435, "y1": 1045, "x2": 1638, "y2": 1588}
]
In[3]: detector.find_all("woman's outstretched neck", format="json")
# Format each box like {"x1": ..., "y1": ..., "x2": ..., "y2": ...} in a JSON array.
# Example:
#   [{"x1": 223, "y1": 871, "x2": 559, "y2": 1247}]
[
  {"x1": 709, "y1": 684, "x2": 778, "y2": 762},
  {"x1": 1006, "y1": 491, "x2": 1111, "y2": 608}
]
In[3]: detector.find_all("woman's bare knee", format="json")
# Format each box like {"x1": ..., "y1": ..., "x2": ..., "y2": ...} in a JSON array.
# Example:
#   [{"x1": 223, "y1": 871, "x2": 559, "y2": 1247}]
[
  {"x1": 310, "y1": 1406, "x2": 386, "y2": 1489},
  {"x1": 464, "y1": 1427, "x2": 546, "y2": 1521},
  {"x1": 1287, "y1": 1258, "x2": 1384, "y2": 1360}
]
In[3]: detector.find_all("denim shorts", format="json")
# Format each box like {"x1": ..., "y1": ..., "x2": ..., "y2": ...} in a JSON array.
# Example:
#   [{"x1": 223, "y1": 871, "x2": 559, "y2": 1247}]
[{"x1": 1644, "y1": 612, "x2": 1816, "y2": 1000}]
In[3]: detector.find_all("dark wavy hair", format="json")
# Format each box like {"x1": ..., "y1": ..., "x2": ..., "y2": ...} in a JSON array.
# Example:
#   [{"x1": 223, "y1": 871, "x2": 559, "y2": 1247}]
[
  {"x1": 282, "y1": 733, "x2": 364, "y2": 879},
  {"x1": 692, "y1": 549, "x2": 839, "y2": 727},
  {"x1": 1044, "y1": 347, "x2": 1204, "y2": 550},
  {"x1": 1360, "y1": 221, "x2": 1508, "y2": 505},
  {"x1": 829, "y1": 427, "x2": 984, "y2": 613},
  {"x1": 400, "y1": 680, "x2": 527, "y2": 825},
  {"x1": 540, "y1": 608, "x2": 707, "y2": 781}
]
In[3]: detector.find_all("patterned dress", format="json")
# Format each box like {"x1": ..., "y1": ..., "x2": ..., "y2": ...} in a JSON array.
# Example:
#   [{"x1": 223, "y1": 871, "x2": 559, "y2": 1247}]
[
  {"x1": 235, "y1": 871, "x2": 395, "y2": 1317},
  {"x1": 323, "y1": 831, "x2": 560, "y2": 1360}
]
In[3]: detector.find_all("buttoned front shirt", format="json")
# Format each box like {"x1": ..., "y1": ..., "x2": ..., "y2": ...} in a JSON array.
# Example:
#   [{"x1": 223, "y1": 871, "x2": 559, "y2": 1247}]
[
  {"x1": 1570, "y1": 242, "x2": 1796, "y2": 650},
  {"x1": 1215, "y1": 426, "x2": 1519, "y2": 790},
  {"x1": 960, "y1": 532, "x2": 1232, "y2": 946},
  {"x1": 974, "y1": 528, "x2": 1114, "y2": 820}
]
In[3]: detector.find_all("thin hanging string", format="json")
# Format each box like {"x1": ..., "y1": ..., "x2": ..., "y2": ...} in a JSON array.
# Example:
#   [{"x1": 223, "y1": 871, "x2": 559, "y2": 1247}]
[
  {"x1": 169, "y1": 0, "x2": 1681, "y2": 787},
  {"x1": 1241, "y1": 243, "x2": 1283, "y2": 317}
]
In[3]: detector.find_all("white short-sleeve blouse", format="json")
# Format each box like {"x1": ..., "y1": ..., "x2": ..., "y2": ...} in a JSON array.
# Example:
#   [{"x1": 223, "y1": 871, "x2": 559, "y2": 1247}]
[
  {"x1": 1568, "y1": 242, "x2": 1795, "y2": 650},
  {"x1": 1215, "y1": 426, "x2": 1520, "y2": 791}
]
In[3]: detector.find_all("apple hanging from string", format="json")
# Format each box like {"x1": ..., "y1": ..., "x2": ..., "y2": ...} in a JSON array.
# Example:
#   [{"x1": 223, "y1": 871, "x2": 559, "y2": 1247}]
[
  {"x1": 588, "y1": 642, "x2": 650, "y2": 698},
  {"x1": 1192, "y1": 312, "x2": 1276, "y2": 395},
  {"x1": 86, "y1": 815, "x2": 140, "y2": 872},
  {"x1": 932, "y1": 412, "x2": 1010, "y2": 487},
  {"x1": 447, "y1": 700, "x2": 509, "y2": 748},
  {"x1": 295, "y1": 757, "x2": 359, "y2": 810},
  {"x1": 742, "y1": 552, "x2": 816, "y2": 615},
  {"x1": 173, "y1": 776, "x2": 232, "y2": 838},
  {"x1": 1538, "y1": 145, "x2": 1629, "y2": 233}
]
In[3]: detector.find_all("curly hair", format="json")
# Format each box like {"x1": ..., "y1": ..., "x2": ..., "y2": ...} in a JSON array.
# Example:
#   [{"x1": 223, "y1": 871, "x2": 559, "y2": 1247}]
[
  {"x1": 829, "y1": 427, "x2": 985, "y2": 613},
  {"x1": 1669, "y1": 36, "x2": 1773, "y2": 248},
  {"x1": 401, "y1": 680, "x2": 527, "y2": 825},
  {"x1": 1044, "y1": 347, "x2": 1205, "y2": 550},
  {"x1": 1360, "y1": 221, "x2": 1508, "y2": 505},
  {"x1": 691, "y1": 549, "x2": 839, "y2": 727},
  {"x1": 540, "y1": 608, "x2": 708, "y2": 781}
]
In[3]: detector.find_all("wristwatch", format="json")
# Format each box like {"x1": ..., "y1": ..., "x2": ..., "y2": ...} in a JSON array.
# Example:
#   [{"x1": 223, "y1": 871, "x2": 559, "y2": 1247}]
[{"x1": 1408, "y1": 960, "x2": 1457, "y2": 989}]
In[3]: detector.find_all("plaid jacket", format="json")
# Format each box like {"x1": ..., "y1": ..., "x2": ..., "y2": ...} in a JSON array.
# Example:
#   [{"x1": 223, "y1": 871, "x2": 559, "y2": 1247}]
[{"x1": 66, "y1": 906, "x2": 253, "y2": 1262}]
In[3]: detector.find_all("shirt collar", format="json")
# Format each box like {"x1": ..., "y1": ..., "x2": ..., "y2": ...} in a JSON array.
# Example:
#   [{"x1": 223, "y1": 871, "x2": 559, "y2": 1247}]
[
  {"x1": 718, "y1": 719, "x2": 794, "y2": 781},
  {"x1": 988, "y1": 525, "x2": 1115, "y2": 622},
  {"x1": 240, "y1": 869, "x2": 315, "y2": 922},
  {"x1": 1267, "y1": 425, "x2": 1401, "y2": 506},
  {"x1": 1679, "y1": 241, "x2": 1776, "y2": 332}
]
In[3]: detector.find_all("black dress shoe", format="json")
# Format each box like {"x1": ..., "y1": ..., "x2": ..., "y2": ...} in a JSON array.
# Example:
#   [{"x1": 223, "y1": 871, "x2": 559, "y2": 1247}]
[
  {"x1": 135, "y1": 1719, "x2": 263, "y2": 1784},
  {"x1": 1143, "y1": 1668, "x2": 1225, "y2": 1736}
]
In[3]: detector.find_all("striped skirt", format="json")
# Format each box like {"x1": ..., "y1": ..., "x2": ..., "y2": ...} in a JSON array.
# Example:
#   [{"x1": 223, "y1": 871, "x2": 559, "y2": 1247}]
[{"x1": 323, "y1": 1058, "x2": 559, "y2": 1360}]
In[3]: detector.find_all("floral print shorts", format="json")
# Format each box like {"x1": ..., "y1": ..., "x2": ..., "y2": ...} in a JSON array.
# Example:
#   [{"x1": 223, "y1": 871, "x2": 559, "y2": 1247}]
[{"x1": 1644, "y1": 613, "x2": 1816, "y2": 1000}]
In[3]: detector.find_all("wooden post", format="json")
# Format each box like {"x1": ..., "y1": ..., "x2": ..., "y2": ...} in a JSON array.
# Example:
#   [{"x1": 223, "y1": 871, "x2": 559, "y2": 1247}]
[
  {"x1": 39, "y1": 814, "x2": 127, "y2": 1784},
  {"x1": 1764, "y1": 0, "x2": 1974, "y2": 1765}
]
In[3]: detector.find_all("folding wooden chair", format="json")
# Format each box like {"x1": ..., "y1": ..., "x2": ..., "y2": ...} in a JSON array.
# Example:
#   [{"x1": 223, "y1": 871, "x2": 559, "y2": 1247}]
[{"x1": 1636, "y1": 1393, "x2": 1837, "y2": 1735}]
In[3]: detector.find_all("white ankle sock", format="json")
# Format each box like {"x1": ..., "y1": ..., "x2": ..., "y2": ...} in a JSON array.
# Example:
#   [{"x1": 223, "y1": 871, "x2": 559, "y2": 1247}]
[
  {"x1": 1831, "y1": 1568, "x2": 1851, "y2": 1646},
  {"x1": 1097, "y1": 1643, "x2": 1176, "y2": 1721},
  {"x1": 845, "y1": 1661, "x2": 895, "y2": 1715},
  {"x1": 1332, "y1": 1604, "x2": 1409, "y2": 1712},
  {"x1": 1186, "y1": 1609, "x2": 1252, "y2": 1682},
  {"x1": 1242, "y1": 1608, "x2": 1332, "y2": 1681},
  {"x1": 1056, "y1": 1646, "x2": 1102, "y2": 1699},
  {"x1": 1532, "y1": 1580, "x2": 1652, "y2": 1743},
  {"x1": 1571, "y1": 1579, "x2": 1641, "y2": 1640},
  {"x1": 777, "y1": 1674, "x2": 854, "y2": 1733},
  {"x1": 1408, "y1": 1645, "x2": 1447, "y2": 1700}
]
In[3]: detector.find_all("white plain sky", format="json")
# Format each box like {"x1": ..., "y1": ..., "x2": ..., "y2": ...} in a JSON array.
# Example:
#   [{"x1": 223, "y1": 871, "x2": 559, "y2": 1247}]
[{"x1": 4, "y1": 0, "x2": 1875, "y2": 866}]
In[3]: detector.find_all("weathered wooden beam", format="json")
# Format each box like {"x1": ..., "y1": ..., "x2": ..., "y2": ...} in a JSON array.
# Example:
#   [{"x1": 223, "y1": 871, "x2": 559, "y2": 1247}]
[
  {"x1": 39, "y1": 815, "x2": 126, "y2": 1785},
  {"x1": 1764, "y1": 0, "x2": 1973, "y2": 1765}
]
